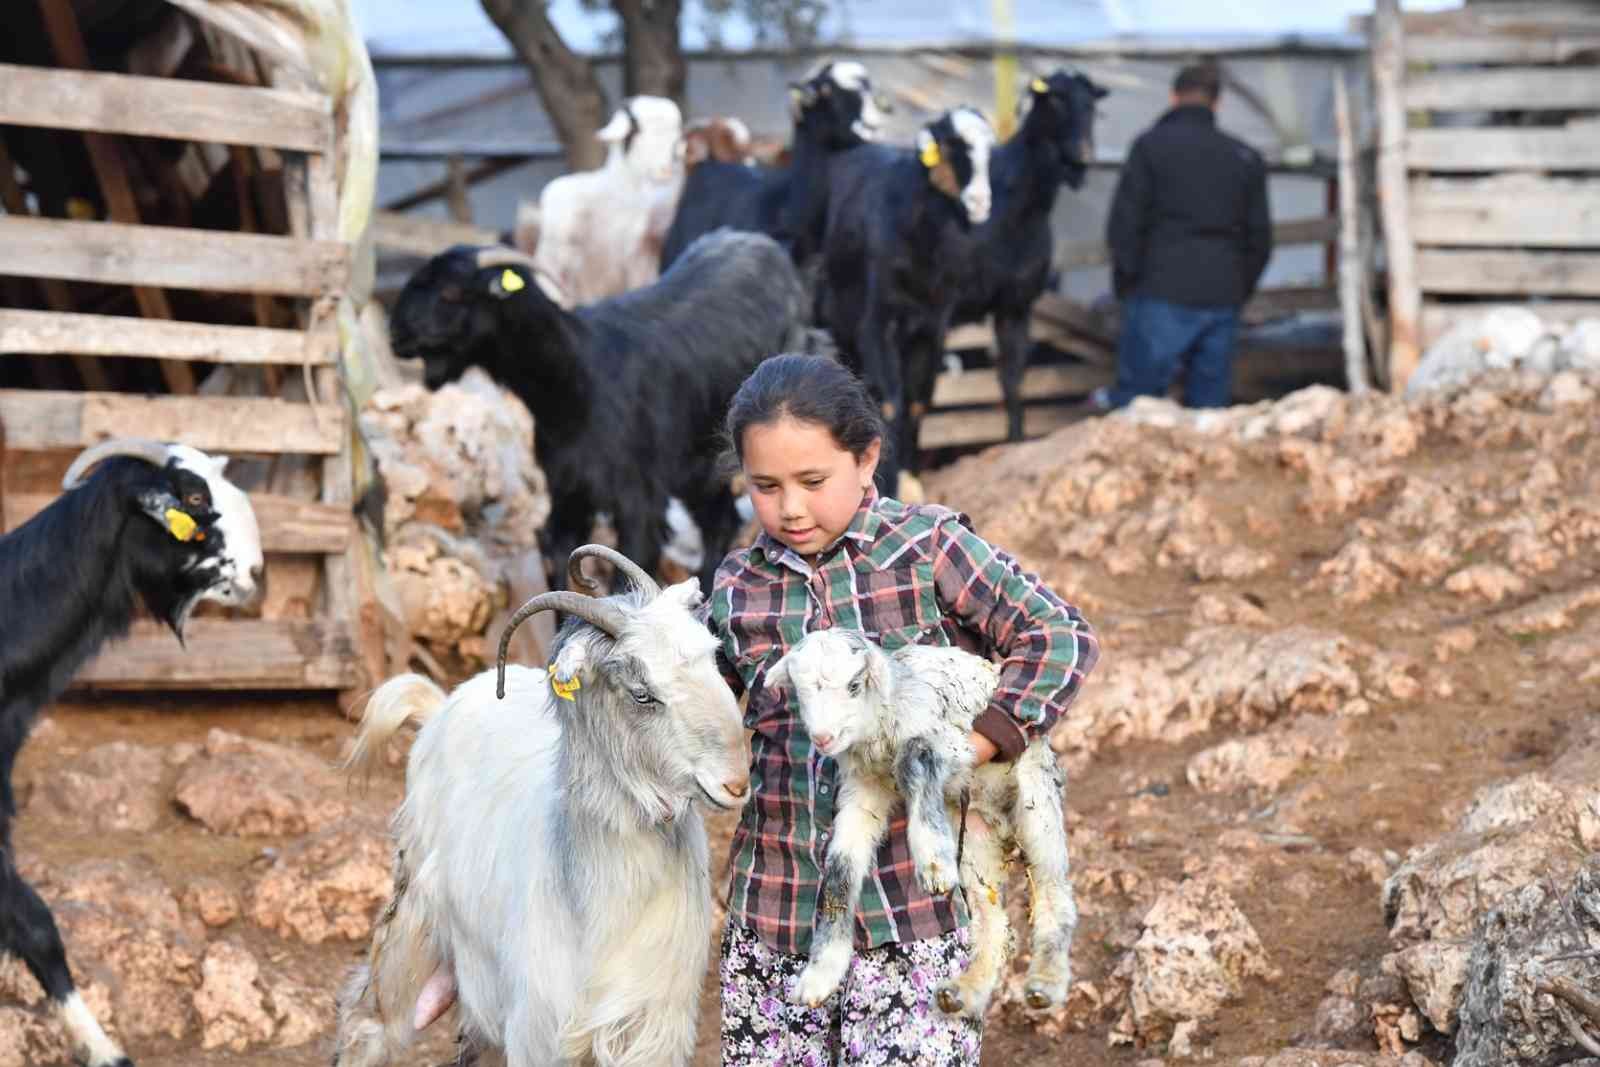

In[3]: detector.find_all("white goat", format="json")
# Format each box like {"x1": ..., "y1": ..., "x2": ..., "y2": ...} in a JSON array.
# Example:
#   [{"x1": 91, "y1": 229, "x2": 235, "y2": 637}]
[
  {"x1": 532, "y1": 95, "x2": 683, "y2": 305},
  {"x1": 765, "y1": 629, "x2": 1076, "y2": 1020},
  {"x1": 334, "y1": 545, "x2": 749, "y2": 1067}
]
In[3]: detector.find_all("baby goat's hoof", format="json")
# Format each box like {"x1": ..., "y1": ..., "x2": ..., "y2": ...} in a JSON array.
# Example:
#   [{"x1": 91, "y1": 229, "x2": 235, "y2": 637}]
[
  {"x1": 1023, "y1": 979, "x2": 1063, "y2": 1013},
  {"x1": 794, "y1": 965, "x2": 842, "y2": 1009},
  {"x1": 935, "y1": 983, "x2": 965, "y2": 1016},
  {"x1": 916, "y1": 859, "x2": 957, "y2": 897}
]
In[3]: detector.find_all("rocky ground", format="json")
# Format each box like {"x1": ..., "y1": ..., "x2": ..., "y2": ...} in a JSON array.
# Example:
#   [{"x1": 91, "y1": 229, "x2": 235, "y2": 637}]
[{"x1": 6, "y1": 364, "x2": 1599, "y2": 1067}]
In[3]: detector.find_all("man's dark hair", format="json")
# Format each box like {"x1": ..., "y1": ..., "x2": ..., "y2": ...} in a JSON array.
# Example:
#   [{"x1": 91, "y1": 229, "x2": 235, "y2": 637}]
[{"x1": 1172, "y1": 63, "x2": 1221, "y2": 103}]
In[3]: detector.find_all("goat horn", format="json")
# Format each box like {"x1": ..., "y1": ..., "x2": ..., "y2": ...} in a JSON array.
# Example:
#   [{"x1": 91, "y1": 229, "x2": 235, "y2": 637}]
[
  {"x1": 62, "y1": 437, "x2": 174, "y2": 489},
  {"x1": 473, "y1": 246, "x2": 538, "y2": 270},
  {"x1": 568, "y1": 544, "x2": 660, "y2": 599},
  {"x1": 496, "y1": 590, "x2": 627, "y2": 699}
]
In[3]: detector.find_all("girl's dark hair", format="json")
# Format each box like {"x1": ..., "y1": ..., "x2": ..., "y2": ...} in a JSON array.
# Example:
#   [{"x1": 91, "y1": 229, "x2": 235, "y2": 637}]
[{"x1": 725, "y1": 353, "x2": 887, "y2": 464}]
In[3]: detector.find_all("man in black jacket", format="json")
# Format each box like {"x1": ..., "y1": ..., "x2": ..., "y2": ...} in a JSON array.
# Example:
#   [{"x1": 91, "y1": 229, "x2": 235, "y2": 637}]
[{"x1": 1093, "y1": 63, "x2": 1272, "y2": 411}]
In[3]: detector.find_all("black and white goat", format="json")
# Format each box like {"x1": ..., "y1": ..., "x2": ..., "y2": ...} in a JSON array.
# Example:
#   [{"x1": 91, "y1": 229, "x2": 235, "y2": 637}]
[
  {"x1": 387, "y1": 230, "x2": 817, "y2": 593},
  {"x1": 766, "y1": 629, "x2": 1076, "y2": 1021},
  {"x1": 0, "y1": 438, "x2": 263, "y2": 1067},
  {"x1": 814, "y1": 107, "x2": 996, "y2": 494},
  {"x1": 335, "y1": 545, "x2": 748, "y2": 1067},
  {"x1": 949, "y1": 69, "x2": 1107, "y2": 442},
  {"x1": 658, "y1": 59, "x2": 887, "y2": 271}
]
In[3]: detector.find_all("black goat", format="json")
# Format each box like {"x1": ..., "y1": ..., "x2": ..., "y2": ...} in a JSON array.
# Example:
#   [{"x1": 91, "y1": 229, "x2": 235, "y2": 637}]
[
  {"x1": 0, "y1": 438, "x2": 263, "y2": 1067},
  {"x1": 814, "y1": 107, "x2": 997, "y2": 495},
  {"x1": 388, "y1": 230, "x2": 818, "y2": 592},
  {"x1": 658, "y1": 59, "x2": 886, "y2": 271},
  {"x1": 949, "y1": 69, "x2": 1107, "y2": 443}
]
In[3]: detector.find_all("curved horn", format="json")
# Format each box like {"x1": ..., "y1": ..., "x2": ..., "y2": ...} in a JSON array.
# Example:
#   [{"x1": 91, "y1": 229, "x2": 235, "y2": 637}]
[
  {"x1": 62, "y1": 437, "x2": 173, "y2": 489},
  {"x1": 473, "y1": 245, "x2": 538, "y2": 270},
  {"x1": 568, "y1": 544, "x2": 660, "y2": 599},
  {"x1": 496, "y1": 590, "x2": 627, "y2": 699}
]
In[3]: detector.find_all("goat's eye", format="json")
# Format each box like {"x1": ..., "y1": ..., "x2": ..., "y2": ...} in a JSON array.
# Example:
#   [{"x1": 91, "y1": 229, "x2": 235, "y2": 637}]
[
  {"x1": 631, "y1": 688, "x2": 655, "y2": 706},
  {"x1": 848, "y1": 679, "x2": 863, "y2": 697},
  {"x1": 186, "y1": 493, "x2": 205, "y2": 509}
]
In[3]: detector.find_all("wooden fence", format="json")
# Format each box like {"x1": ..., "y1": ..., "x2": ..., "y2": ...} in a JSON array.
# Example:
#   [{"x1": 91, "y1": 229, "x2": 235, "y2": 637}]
[
  {"x1": 1370, "y1": 0, "x2": 1600, "y2": 387},
  {"x1": 0, "y1": 15, "x2": 373, "y2": 694}
]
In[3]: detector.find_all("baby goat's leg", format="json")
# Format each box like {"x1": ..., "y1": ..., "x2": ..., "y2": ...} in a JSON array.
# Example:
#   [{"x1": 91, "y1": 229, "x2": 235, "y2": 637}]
[
  {"x1": 937, "y1": 810, "x2": 1009, "y2": 1019},
  {"x1": 796, "y1": 776, "x2": 895, "y2": 1008},
  {"x1": 1010, "y1": 743, "x2": 1077, "y2": 1013},
  {"x1": 895, "y1": 736, "x2": 960, "y2": 896}
]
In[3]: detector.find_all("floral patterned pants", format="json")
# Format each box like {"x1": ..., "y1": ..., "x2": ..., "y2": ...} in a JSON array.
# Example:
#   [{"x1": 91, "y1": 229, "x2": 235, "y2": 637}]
[{"x1": 719, "y1": 921, "x2": 983, "y2": 1066}]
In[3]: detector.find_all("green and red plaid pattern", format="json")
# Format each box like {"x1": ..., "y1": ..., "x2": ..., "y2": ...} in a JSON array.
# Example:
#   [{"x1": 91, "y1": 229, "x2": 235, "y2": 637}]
[{"x1": 706, "y1": 491, "x2": 1098, "y2": 954}]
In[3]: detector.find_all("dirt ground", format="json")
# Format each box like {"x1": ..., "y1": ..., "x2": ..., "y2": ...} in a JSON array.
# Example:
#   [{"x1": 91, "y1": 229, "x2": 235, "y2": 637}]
[{"x1": 10, "y1": 378, "x2": 1598, "y2": 1066}]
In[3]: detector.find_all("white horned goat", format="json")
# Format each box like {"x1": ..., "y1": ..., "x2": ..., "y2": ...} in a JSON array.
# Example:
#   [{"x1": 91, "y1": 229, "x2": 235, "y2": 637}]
[
  {"x1": 532, "y1": 95, "x2": 684, "y2": 305},
  {"x1": 334, "y1": 545, "x2": 749, "y2": 1067},
  {"x1": 765, "y1": 628, "x2": 1076, "y2": 1019},
  {"x1": 0, "y1": 437, "x2": 263, "y2": 1067}
]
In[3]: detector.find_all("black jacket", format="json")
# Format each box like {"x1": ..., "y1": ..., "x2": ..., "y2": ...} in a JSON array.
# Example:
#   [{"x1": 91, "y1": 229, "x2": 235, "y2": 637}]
[{"x1": 1107, "y1": 105, "x2": 1272, "y2": 308}]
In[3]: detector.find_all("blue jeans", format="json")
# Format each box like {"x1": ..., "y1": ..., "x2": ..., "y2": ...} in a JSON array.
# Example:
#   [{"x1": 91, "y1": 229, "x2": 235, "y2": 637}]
[{"x1": 1107, "y1": 296, "x2": 1240, "y2": 409}]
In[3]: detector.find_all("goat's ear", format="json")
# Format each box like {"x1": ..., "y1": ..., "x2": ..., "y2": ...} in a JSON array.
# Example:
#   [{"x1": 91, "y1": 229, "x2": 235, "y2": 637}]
[
  {"x1": 549, "y1": 640, "x2": 590, "y2": 691},
  {"x1": 135, "y1": 486, "x2": 200, "y2": 542},
  {"x1": 664, "y1": 578, "x2": 703, "y2": 611},
  {"x1": 488, "y1": 267, "x2": 527, "y2": 299},
  {"x1": 763, "y1": 651, "x2": 792, "y2": 692}
]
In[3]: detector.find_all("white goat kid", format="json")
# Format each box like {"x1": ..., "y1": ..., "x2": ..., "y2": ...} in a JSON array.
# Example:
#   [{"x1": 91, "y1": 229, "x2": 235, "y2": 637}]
[
  {"x1": 765, "y1": 629, "x2": 1076, "y2": 1020},
  {"x1": 334, "y1": 545, "x2": 749, "y2": 1067},
  {"x1": 533, "y1": 95, "x2": 683, "y2": 305}
]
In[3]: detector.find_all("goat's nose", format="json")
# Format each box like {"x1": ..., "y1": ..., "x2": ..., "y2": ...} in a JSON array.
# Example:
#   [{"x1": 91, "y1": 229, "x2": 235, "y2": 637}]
[
  {"x1": 250, "y1": 563, "x2": 265, "y2": 583},
  {"x1": 812, "y1": 731, "x2": 835, "y2": 752},
  {"x1": 723, "y1": 777, "x2": 749, "y2": 800}
]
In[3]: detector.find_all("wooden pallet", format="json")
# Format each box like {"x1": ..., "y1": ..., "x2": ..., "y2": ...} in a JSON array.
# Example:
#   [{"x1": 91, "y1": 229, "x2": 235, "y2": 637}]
[{"x1": 0, "y1": 36, "x2": 373, "y2": 694}]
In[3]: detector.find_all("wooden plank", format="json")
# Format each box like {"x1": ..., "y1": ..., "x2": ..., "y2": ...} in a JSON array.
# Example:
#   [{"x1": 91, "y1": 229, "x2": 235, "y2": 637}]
[
  {"x1": 1403, "y1": 34, "x2": 1600, "y2": 65},
  {"x1": 373, "y1": 210, "x2": 500, "y2": 257},
  {"x1": 1417, "y1": 249, "x2": 1600, "y2": 297},
  {"x1": 0, "y1": 62, "x2": 332, "y2": 152},
  {"x1": 0, "y1": 216, "x2": 348, "y2": 296},
  {"x1": 1406, "y1": 68, "x2": 1600, "y2": 112},
  {"x1": 1244, "y1": 286, "x2": 1339, "y2": 322},
  {"x1": 0, "y1": 309, "x2": 326, "y2": 365},
  {"x1": 4, "y1": 491, "x2": 350, "y2": 553},
  {"x1": 1412, "y1": 179, "x2": 1600, "y2": 247},
  {"x1": 0, "y1": 391, "x2": 343, "y2": 454},
  {"x1": 71, "y1": 618, "x2": 359, "y2": 689},
  {"x1": 931, "y1": 364, "x2": 1111, "y2": 407},
  {"x1": 1054, "y1": 215, "x2": 1337, "y2": 275},
  {"x1": 36, "y1": 0, "x2": 195, "y2": 395},
  {"x1": 1421, "y1": 300, "x2": 1600, "y2": 348},
  {"x1": 1376, "y1": 0, "x2": 1422, "y2": 392},
  {"x1": 920, "y1": 403, "x2": 1088, "y2": 451},
  {"x1": 1335, "y1": 70, "x2": 1370, "y2": 394},
  {"x1": 1406, "y1": 127, "x2": 1600, "y2": 172},
  {"x1": 1387, "y1": 3, "x2": 1600, "y2": 38}
]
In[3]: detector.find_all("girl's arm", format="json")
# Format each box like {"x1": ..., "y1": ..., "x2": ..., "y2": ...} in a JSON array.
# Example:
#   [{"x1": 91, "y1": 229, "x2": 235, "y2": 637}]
[{"x1": 933, "y1": 515, "x2": 1099, "y2": 761}]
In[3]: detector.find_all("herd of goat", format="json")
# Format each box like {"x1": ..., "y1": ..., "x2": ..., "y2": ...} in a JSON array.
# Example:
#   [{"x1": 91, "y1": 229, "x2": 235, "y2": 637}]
[
  {"x1": 0, "y1": 56, "x2": 1104, "y2": 1067},
  {"x1": 391, "y1": 57, "x2": 1107, "y2": 591}
]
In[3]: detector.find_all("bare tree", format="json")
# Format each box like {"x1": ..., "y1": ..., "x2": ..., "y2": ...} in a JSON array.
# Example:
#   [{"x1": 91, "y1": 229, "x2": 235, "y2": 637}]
[{"x1": 482, "y1": 0, "x2": 826, "y2": 172}]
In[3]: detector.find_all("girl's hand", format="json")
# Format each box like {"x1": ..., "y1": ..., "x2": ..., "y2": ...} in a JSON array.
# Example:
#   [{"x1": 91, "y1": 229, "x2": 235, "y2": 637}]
[{"x1": 968, "y1": 730, "x2": 998, "y2": 767}]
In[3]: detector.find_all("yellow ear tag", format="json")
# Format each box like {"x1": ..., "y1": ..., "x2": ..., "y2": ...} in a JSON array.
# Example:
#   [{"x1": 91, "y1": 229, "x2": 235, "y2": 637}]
[
  {"x1": 500, "y1": 268, "x2": 526, "y2": 293},
  {"x1": 165, "y1": 508, "x2": 197, "y2": 542},
  {"x1": 920, "y1": 140, "x2": 942, "y2": 169},
  {"x1": 1031, "y1": 77, "x2": 1049, "y2": 93},
  {"x1": 549, "y1": 666, "x2": 580, "y2": 701}
]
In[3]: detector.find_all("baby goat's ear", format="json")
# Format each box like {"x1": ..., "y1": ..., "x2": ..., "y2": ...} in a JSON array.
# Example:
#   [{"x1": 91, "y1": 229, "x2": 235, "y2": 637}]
[{"x1": 763, "y1": 651, "x2": 792, "y2": 692}]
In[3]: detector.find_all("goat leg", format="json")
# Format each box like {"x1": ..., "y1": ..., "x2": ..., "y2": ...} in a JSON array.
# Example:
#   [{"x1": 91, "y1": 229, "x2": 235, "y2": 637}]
[
  {"x1": 895, "y1": 737, "x2": 960, "y2": 896},
  {"x1": 796, "y1": 779, "x2": 896, "y2": 1007}
]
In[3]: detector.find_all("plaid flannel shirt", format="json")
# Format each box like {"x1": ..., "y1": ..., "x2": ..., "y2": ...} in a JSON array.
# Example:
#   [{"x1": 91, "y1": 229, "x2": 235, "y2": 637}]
[{"x1": 705, "y1": 491, "x2": 1098, "y2": 955}]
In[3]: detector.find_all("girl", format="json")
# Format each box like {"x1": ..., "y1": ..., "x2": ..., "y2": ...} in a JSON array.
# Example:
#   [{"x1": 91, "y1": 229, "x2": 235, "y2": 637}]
[{"x1": 706, "y1": 353, "x2": 1099, "y2": 1066}]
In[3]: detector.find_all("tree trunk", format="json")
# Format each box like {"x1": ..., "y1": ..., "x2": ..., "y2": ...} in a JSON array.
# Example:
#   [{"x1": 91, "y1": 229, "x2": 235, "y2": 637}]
[
  {"x1": 613, "y1": 0, "x2": 685, "y2": 107},
  {"x1": 481, "y1": 0, "x2": 609, "y2": 172}
]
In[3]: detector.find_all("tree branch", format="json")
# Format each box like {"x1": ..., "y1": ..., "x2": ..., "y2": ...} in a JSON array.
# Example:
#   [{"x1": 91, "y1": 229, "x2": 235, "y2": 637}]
[{"x1": 480, "y1": 0, "x2": 609, "y2": 171}]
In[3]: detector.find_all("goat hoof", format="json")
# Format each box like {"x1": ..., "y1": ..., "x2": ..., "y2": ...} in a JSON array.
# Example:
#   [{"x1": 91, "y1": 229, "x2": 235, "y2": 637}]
[
  {"x1": 916, "y1": 862, "x2": 956, "y2": 897},
  {"x1": 1023, "y1": 978, "x2": 1066, "y2": 1013},
  {"x1": 935, "y1": 984, "x2": 965, "y2": 1016}
]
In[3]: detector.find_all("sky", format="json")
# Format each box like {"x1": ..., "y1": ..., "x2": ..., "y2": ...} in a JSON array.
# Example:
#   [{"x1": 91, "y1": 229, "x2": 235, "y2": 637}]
[{"x1": 349, "y1": 0, "x2": 1463, "y2": 57}]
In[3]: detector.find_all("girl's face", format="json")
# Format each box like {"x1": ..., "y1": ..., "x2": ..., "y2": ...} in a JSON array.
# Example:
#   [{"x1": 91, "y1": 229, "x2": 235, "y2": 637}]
[{"x1": 741, "y1": 416, "x2": 881, "y2": 562}]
